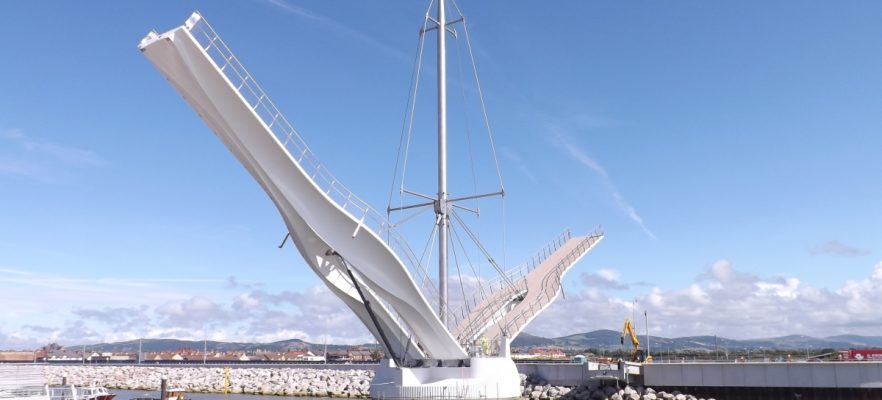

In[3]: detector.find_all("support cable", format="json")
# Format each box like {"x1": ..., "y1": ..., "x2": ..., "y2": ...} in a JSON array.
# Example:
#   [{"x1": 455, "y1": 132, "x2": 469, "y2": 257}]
[
  {"x1": 417, "y1": 218, "x2": 441, "y2": 296},
  {"x1": 453, "y1": 0, "x2": 506, "y2": 194},
  {"x1": 450, "y1": 210, "x2": 513, "y2": 288},
  {"x1": 390, "y1": 206, "x2": 432, "y2": 229},
  {"x1": 390, "y1": 3, "x2": 433, "y2": 219},
  {"x1": 449, "y1": 217, "x2": 486, "y2": 303},
  {"x1": 448, "y1": 223, "x2": 483, "y2": 333},
  {"x1": 452, "y1": 0, "x2": 509, "y2": 272},
  {"x1": 448, "y1": 229, "x2": 472, "y2": 320},
  {"x1": 330, "y1": 251, "x2": 402, "y2": 365},
  {"x1": 453, "y1": 29, "x2": 480, "y2": 212},
  {"x1": 502, "y1": 193, "x2": 508, "y2": 271}
]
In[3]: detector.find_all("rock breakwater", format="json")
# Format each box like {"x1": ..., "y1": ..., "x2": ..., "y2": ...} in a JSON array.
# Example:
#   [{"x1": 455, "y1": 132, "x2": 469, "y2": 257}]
[
  {"x1": 44, "y1": 366, "x2": 709, "y2": 400},
  {"x1": 43, "y1": 366, "x2": 373, "y2": 398},
  {"x1": 520, "y1": 374, "x2": 712, "y2": 400}
]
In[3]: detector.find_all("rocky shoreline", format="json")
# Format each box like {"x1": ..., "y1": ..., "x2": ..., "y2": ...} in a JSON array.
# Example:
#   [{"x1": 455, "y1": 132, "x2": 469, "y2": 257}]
[
  {"x1": 44, "y1": 366, "x2": 711, "y2": 400},
  {"x1": 43, "y1": 366, "x2": 373, "y2": 398},
  {"x1": 522, "y1": 375, "x2": 713, "y2": 400}
]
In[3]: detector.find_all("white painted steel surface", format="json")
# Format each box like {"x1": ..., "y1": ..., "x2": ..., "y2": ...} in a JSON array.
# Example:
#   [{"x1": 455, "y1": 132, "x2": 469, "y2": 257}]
[
  {"x1": 371, "y1": 357, "x2": 521, "y2": 399},
  {"x1": 139, "y1": 11, "x2": 604, "y2": 399},
  {"x1": 435, "y1": 0, "x2": 450, "y2": 327},
  {"x1": 138, "y1": 14, "x2": 466, "y2": 360}
]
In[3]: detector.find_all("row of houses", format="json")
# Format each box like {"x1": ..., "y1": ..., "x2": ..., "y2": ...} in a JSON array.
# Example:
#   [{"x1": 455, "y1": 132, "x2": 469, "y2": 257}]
[
  {"x1": 141, "y1": 349, "x2": 330, "y2": 362},
  {"x1": 511, "y1": 347, "x2": 568, "y2": 360},
  {"x1": 0, "y1": 351, "x2": 37, "y2": 361},
  {"x1": 2, "y1": 347, "x2": 378, "y2": 363},
  {"x1": 5, "y1": 346, "x2": 568, "y2": 362},
  {"x1": 158, "y1": 347, "x2": 375, "y2": 362}
]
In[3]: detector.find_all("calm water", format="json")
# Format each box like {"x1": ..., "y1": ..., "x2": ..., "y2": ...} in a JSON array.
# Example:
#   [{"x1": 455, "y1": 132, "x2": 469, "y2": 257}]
[{"x1": 111, "y1": 390, "x2": 324, "y2": 400}]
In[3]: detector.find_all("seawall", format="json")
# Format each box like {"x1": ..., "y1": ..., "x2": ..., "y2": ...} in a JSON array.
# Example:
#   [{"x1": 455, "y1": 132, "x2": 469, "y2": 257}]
[
  {"x1": 40, "y1": 364, "x2": 695, "y2": 400},
  {"x1": 43, "y1": 365, "x2": 373, "y2": 398}
]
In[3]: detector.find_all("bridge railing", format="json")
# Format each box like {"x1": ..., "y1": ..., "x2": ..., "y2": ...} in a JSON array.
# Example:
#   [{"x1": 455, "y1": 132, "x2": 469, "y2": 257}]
[
  {"x1": 448, "y1": 229, "x2": 573, "y2": 335},
  {"x1": 186, "y1": 14, "x2": 440, "y2": 309},
  {"x1": 494, "y1": 227, "x2": 603, "y2": 346}
]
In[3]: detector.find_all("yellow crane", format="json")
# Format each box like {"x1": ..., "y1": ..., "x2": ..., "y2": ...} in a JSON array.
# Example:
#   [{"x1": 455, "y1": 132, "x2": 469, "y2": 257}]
[{"x1": 621, "y1": 318, "x2": 652, "y2": 363}]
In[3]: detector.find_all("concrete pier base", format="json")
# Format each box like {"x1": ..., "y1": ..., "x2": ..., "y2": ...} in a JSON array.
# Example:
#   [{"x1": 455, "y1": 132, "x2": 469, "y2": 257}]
[{"x1": 370, "y1": 357, "x2": 521, "y2": 400}]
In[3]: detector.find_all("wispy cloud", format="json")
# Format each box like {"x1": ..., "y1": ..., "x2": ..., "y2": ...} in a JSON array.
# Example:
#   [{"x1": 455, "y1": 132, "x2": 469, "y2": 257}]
[
  {"x1": 262, "y1": 0, "x2": 409, "y2": 63},
  {"x1": 0, "y1": 268, "x2": 221, "y2": 291},
  {"x1": 0, "y1": 267, "x2": 222, "y2": 323},
  {"x1": 555, "y1": 134, "x2": 656, "y2": 239},
  {"x1": 811, "y1": 240, "x2": 869, "y2": 257},
  {"x1": 0, "y1": 128, "x2": 105, "y2": 181},
  {"x1": 558, "y1": 139, "x2": 608, "y2": 178},
  {"x1": 499, "y1": 146, "x2": 537, "y2": 183},
  {"x1": 224, "y1": 275, "x2": 264, "y2": 290}
]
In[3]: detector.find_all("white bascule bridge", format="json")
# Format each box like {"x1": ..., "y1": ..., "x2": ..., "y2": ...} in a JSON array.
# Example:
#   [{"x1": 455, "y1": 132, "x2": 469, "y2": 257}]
[{"x1": 139, "y1": 2, "x2": 603, "y2": 398}]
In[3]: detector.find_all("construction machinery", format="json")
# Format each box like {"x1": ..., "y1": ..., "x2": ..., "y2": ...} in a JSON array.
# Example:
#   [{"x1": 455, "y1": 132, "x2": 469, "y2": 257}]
[{"x1": 621, "y1": 318, "x2": 651, "y2": 363}]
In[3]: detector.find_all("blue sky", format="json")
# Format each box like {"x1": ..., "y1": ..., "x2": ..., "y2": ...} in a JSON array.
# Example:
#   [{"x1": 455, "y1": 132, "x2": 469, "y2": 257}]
[{"x1": 1, "y1": 1, "x2": 881, "y2": 349}]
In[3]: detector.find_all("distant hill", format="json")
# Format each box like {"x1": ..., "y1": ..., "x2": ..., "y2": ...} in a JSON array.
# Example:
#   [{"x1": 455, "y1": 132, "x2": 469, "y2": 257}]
[
  {"x1": 510, "y1": 333, "x2": 554, "y2": 347},
  {"x1": 73, "y1": 338, "x2": 378, "y2": 354},
  {"x1": 553, "y1": 330, "x2": 622, "y2": 348},
  {"x1": 66, "y1": 331, "x2": 882, "y2": 354},
  {"x1": 825, "y1": 335, "x2": 882, "y2": 348},
  {"x1": 511, "y1": 330, "x2": 882, "y2": 351}
]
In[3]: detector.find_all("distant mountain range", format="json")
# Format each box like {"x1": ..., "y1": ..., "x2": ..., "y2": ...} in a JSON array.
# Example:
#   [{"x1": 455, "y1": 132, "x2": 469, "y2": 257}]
[
  {"x1": 511, "y1": 330, "x2": 882, "y2": 351},
  {"x1": 72, "y1": 338, "x2": 378, "y2": 354},
  {"x1": 68, "y1": 331, "x2": 882, "y2": 354}
]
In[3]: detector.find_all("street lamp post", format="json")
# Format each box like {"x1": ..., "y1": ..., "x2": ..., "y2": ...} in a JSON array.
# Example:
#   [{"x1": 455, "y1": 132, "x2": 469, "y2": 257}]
[
  {"x1": 644, "y1": 310, "x2": 650, "y2": 360},
  {"x1": 714, "y1": 335, "x2": 718, "y2": 361}
]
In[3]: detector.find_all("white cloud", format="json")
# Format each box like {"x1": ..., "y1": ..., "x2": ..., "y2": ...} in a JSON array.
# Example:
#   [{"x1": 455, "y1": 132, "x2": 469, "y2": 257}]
[
  {"x1": 756, "y1": 278, "x2": 800, "y2": 299},
  {"x1": 1, "y1": 278, "x2": 380, "y2": 349},
  {"x1": 526, "y1": 260, "x2": 882, "y2": 340},
  {"x1": 233, "y1": 292, "x2": 261, "y2": 310},
  {"x1": 9, "y1": 261, "x2": 882, "y2": 349},
  {"x1": 581, "y1": 269, "x2": 629, "y2": 290}
]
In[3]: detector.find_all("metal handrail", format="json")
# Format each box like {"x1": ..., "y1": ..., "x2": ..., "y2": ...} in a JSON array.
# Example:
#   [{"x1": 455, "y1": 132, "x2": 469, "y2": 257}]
[
  {"x1": 186, "y1": 15, "x2": 440, "y2": 308},
  {"x1": 483, "y1": 229, "x2": 572, "y2": 291},
  {"x1": 497, "y1": 227, "x2": 603, "y2": 338},
  {"x1": 453, "y1": 282, "x2": 528, "y2": 344},
  {"x1": 454, "y1": 228, "x2": 602, "y2": 345},
  {"x1": 448, "y1": 229, "x2": 572, "y2": 331}
]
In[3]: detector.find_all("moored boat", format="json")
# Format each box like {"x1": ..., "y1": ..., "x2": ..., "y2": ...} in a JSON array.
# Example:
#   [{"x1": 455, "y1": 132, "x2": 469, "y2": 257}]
[{"x1": 48, "y1": 385, "x2": 114, "y2": 400}]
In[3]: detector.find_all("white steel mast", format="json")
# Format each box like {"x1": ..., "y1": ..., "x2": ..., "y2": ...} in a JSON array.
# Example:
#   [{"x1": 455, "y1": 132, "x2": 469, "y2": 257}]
[{"x1": 436, "y1": 0, "x2": 449, "y2": 326}]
